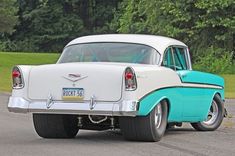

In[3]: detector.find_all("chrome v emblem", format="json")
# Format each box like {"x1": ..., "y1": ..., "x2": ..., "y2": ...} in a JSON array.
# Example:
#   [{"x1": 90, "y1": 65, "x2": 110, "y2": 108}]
[{"x1": 62, "y1": 74, "x2": 88, "y2": 82}]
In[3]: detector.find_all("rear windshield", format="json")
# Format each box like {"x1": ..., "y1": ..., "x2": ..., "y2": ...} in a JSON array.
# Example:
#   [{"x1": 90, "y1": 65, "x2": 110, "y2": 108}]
[{"x1": 58, "y1": 43, "x2": 160, "y2": 65}]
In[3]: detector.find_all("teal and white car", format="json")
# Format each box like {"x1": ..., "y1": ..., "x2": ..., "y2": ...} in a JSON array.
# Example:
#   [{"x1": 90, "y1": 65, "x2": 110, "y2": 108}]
[{"x1": 8, "y1": 34, "x2": 225, "y2": 142}]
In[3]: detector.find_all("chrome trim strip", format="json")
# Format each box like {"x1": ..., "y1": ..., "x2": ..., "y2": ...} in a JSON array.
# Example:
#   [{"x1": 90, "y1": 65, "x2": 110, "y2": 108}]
[{"x1": 182, "y1": 83, "x2": 222, "y2": 89}]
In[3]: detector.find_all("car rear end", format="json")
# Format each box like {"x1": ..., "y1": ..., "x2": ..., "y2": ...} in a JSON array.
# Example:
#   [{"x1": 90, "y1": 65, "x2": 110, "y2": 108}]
[{"x1": 8, "y1": 63, "x2": 140, "y2": 117}]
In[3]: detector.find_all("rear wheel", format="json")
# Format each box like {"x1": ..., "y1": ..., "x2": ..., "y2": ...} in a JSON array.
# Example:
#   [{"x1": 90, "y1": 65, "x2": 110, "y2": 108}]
[
  {"x1": 119, "y1": 100, "x2": 168, "y2": 142},
  {"x1": 191, "y1": 94, "x2": 224, "y2": 131},
  {"x1": 33, "y1": 114, "x2": 79, "y2": 138}
]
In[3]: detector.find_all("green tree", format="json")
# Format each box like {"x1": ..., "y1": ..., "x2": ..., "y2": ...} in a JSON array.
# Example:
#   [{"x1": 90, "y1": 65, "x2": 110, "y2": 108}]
[
  {"x1": 75, "y1": 0, "x2": 120, "y2": 34},
  {"x1": 0, "y1": 0, "x2": 18, "y2": 34},
  {"x1": 4, "y1": 0, "x2": 121, "y2": 52},
  {"x1": 10, "y1": 0, "x2": 84, "y2": 52},
  {"x1": 114, "y1": 0, "x2": 235, "y2": 60}
]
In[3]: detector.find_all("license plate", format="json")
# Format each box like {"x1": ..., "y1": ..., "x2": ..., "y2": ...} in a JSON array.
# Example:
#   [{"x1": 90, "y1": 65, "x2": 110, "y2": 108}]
[{"x1": 62, "y1": 88, "x2": 84, "y2": 100}]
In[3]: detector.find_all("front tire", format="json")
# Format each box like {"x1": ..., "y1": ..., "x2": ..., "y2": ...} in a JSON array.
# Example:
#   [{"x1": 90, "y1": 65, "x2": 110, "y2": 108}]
[
  {"x1": 191, "y1": 94, "x2": 224, "y2": 131},
  {"x1": 119, "y1": 100, "x2": 168, "y2": 142},
  {"x1": 33, "y1": 114, "x2": 79, "y2": 138}
]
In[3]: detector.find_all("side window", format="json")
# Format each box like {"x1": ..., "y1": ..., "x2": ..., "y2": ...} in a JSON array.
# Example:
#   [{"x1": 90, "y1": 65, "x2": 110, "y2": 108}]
[
  {"x1": 162, "y1": 48, "x2": 174, "y2": 69},
  {"x1": 162, "y1": 47, "x2": 189, "y2": 70},
  {"x1": 173, "y1": 47, "x2": 188, "y2": 70}
]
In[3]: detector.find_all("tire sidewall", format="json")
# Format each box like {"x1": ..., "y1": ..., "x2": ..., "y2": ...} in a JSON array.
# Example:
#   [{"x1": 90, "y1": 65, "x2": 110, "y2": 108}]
[{"x1": 150, "y1": 101, "x2": 168, "y2": 141}]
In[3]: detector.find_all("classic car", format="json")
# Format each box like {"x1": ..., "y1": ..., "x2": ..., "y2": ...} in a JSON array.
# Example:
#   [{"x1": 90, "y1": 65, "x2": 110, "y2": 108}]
[{"x1": 8, "y1": 34, "x2": 225, "y2": 142}]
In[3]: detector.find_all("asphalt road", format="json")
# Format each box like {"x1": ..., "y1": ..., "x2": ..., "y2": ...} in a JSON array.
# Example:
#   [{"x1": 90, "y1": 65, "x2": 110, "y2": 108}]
[{"x1": 0, "y1": 93, "x2": 235, "y2": 156}]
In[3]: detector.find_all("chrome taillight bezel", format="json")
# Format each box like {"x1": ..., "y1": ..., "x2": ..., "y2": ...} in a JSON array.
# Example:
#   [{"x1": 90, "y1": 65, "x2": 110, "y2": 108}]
[
  {"x1": 125, "y1": 67, "x2": 137, "y2": 91},
  {"x1": 12, "y1": 66, "x2": 24, "y2": 89}
]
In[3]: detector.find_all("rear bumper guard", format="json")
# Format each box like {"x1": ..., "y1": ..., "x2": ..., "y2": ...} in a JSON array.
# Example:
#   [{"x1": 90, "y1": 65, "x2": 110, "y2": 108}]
[{"x1": 8, "y1": 96, "x2": 139, "y2": 117}]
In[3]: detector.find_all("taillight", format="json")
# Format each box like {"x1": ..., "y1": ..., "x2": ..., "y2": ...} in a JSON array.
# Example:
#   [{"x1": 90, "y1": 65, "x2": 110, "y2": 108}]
[
  {"x1": 12, "y1": 66, "x2": 24, "y2": 89},
  {"x1": 125, "y1": 67, "x2": 137, "y2": 91}
]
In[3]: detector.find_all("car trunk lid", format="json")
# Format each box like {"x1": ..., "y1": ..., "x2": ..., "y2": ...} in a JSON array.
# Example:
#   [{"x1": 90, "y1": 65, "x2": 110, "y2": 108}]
[{"x1": 28, "y1": 63, "x2": 125, "y2": 102}]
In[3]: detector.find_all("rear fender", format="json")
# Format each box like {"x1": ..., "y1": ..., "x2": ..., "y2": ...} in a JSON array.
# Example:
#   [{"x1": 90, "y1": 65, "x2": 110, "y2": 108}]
[{"x1": 137, "y1": 88, "x2": 182, "y2": 121}]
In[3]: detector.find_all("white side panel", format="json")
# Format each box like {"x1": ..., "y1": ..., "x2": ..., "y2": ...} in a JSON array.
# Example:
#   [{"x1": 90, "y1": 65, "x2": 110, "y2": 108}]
[{"x1": 133, "y1": 66, "x2": 182, "y2": 99}]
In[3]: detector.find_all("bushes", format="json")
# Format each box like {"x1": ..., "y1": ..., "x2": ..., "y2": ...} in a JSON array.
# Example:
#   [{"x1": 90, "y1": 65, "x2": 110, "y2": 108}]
[
  {"x1": 0, "y1": 39, "x2": 36, "y2": 52},
  {"x1": 193, "y1": 47, "x2": 233, "y2": 74},
  {"x1": 0, "y1": 0, "x2": 121, "y2": 53}
]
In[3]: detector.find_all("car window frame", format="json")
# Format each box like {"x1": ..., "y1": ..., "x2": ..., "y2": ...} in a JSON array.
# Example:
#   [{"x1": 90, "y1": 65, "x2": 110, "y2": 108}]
[
  {"x1": 161, "y1": 45, "x2": 192, "y2": 71},
  {"x1": 58, "y1": 42, "x2": 162, "y2": 65}
]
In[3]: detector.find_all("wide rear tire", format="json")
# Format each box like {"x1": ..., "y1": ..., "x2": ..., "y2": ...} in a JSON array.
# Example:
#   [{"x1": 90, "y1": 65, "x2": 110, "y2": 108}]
[
  {"x1": 33, "y1": 114, "x2": 79, "y2": 138},
  {"x1": 191, "y1": 94, "x2": 224, "y2": 131},
  {"x1": 119, "y1": 100, "x2": 168, "y2": 142}
]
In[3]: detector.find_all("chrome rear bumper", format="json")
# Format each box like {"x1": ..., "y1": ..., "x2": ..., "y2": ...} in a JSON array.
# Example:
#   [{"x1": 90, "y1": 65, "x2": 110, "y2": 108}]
[{"x1": 8, "y1": 96, "x2": 139, "y2": 116}]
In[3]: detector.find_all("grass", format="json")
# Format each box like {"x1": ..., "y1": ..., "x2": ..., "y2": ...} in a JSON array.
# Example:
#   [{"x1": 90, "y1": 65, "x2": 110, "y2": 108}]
[
  {"x1": 221, "y1": 74, "x2": 235, "y2": 98},
  {"x1": 0, "y1": 52, "x2": 60, "y2": 92},
  {"x1": 0, "y1": 52, "x2": 234, "y2": 98}
]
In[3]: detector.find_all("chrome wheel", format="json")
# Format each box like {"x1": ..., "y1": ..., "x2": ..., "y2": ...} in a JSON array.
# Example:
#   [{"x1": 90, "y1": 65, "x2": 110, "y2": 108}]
[
  {"x1": 203, "y1": 100, "x2": 219, "y2": 125},
  {"x1": 155, "y1": 104, "x2": 162, "y2": 129}
]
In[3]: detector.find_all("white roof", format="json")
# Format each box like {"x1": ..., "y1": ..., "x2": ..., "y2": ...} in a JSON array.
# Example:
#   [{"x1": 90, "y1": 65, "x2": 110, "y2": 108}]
[{"x1": 66, "y1": 34, "x2": 187, "y2": 54}]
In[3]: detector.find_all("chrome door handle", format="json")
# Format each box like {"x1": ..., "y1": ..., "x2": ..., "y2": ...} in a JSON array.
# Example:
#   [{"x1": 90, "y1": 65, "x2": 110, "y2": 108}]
[{"x1": 180, "y1": 73, "x2": 187, "y2": 78}]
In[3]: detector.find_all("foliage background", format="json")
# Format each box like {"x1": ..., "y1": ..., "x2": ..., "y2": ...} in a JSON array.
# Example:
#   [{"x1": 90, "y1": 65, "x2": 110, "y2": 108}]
[{"x1": 0, "y1": 0, "x2": 234, "y2": 74}]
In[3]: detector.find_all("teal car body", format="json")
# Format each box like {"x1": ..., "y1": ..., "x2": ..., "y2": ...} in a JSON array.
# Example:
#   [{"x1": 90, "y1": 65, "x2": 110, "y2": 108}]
[{"x1": 138, "y1": 48, "x2": 224, "y2": 123}]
